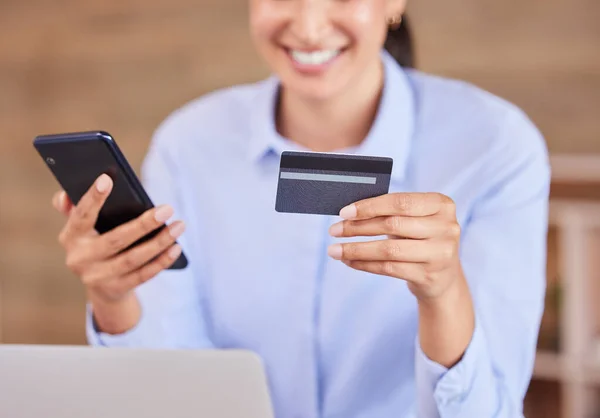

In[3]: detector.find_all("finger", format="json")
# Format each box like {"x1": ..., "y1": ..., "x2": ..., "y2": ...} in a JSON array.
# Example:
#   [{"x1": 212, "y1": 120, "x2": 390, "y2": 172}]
[
  {"x1": 53, "y1": 191, "x2": 74, "y2": 216},
  {"x1": 330, "y1": 216, "x2": 449, "y2": 239},
  {"x1": 84, "y1": 221, "x2": 184, "y2": 283},
  {"x1": 118, "y1": 244, "x2": 183, "y2": 291},
  {"x1": 339, "y1": 193, "x2": 455, "y2": 220},
  {"x1": 328, "y1": 239, "x2": 432, "y2": 262},
  {"x1": 52, "y1": 191, "x2": 61, "y2": 211},
  {"x1": 63, "y1": 174, "x2": 113, "y2": 240},
  {"x1": 94, "y1": 204, "x2": 175, "y2": 258},
  {"x1": 343, "y1": 260, "x2": 425, "y2": 283},
  {"x1": 52, "y1": 191, "x2": 65, "y2": 213},
  {"x1": 104, "y1": 221, "x2": 185, "y2": 277}
]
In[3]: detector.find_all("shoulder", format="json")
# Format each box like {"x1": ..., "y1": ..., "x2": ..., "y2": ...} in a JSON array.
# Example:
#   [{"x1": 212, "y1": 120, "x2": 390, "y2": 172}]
[
  {"x1": 405, "y1": 69, "x2": 550, "y2": 172},
  {"x1": 404, "y1": 69, "x2": 550, "y2": 207},
  {"x1": 406, "y1": 69, "x2": 545, "y2": 154},
  {"x1": 148, "y1": 79, "x2": 270, "y2": 154}
]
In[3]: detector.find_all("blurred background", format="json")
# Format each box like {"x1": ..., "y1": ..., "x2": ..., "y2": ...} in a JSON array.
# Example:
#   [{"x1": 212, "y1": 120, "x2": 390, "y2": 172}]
[{"x1": 0, "y1": 0, "x2": 599, "y2": 417}]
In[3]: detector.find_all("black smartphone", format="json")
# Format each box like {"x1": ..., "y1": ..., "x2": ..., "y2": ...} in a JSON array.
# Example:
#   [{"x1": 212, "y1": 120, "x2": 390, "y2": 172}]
[{"x1": 33, "y1": 130, "x2": 188, "y2": 270}]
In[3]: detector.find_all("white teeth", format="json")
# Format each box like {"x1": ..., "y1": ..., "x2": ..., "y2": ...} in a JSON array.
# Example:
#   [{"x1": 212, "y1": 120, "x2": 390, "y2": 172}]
[{"x1": 291, "y1": 49, "x2": 340, "y2": 66}]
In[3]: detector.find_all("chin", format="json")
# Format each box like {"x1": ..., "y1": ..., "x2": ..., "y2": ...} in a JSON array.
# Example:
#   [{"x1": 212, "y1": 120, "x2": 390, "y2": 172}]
[
  {"x1": 285, "y1": 78, "x2": 347, "y2": 102},
  {"x1": 278, "y1": 64, "x2": 353, "y2": 102}
]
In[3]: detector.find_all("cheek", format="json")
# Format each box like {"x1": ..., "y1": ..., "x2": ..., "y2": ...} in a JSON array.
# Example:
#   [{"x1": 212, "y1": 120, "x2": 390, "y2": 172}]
[
  {"x1": 339, "y1": 0, "x2": 388, "y2": 47},
  {"x1": 352, "y1": 1, "x2": 378, "y2": 26},
  {"x1": 249, "y1": 1, "x2": 282, "y2": 44}
]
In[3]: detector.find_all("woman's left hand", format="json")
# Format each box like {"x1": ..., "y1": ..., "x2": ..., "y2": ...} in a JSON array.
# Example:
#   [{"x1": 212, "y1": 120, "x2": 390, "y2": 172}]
[{"x1": 328, "y1": 192, "x2": 464, "y2": 302}]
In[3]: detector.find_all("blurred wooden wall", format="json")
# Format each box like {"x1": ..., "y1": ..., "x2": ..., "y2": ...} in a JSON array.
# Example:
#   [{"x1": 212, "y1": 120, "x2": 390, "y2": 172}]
[
  {"x1": 0, "y1": 0, "x2": 599, "y2": 345},
  {"x1": 0, "y1": 0, "x2": 267, "y2": 344}
]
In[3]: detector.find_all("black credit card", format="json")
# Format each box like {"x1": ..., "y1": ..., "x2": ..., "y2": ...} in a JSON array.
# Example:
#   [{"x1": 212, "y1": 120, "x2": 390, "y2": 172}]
[{"x1": 275, "y1": 151, "x2": 393, "y2": 215}]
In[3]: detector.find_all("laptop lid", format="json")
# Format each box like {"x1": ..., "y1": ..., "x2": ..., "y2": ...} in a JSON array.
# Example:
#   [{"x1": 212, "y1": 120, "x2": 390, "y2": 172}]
[{"x1": 0, "y1": 345, "x2": 275, "y2": 418}]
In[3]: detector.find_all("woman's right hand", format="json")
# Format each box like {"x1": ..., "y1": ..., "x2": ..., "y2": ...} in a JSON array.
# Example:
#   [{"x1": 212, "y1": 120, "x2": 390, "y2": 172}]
[{"x1": 52, "y1": 174, "x2": 186, "y2": 305}]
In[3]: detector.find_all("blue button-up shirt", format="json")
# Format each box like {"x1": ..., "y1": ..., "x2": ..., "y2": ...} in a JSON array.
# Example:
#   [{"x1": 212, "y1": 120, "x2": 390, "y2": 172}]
[{"x1": 87, "y1": 51, "x2": 551, "y2": 418}]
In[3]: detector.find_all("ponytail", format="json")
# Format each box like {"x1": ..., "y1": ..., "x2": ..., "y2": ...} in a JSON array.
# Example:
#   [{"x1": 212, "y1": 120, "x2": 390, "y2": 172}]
[{"x1": 384, "y1": 15, "x2": 415, "y2": 68}]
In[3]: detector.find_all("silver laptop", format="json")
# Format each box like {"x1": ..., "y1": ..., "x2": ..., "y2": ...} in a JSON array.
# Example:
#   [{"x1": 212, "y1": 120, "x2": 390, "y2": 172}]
[{"x1": 0, "y1": 345, "x2": 275, "y2": 418}]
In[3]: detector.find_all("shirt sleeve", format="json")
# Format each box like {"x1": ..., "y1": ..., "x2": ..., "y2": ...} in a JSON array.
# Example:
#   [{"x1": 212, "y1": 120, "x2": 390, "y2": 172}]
[
  {"x1": 415, "y1": 109, "x2": 551, "y2": 417},
  {"x1": 86, "y1": 122, "x2": 214, "y2": 349}
]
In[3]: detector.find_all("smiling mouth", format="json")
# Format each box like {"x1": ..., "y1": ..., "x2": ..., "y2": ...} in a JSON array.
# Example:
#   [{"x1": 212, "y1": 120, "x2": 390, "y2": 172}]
[{"x1": 287, "y1": 48, "x2": 344, "y2": 66}]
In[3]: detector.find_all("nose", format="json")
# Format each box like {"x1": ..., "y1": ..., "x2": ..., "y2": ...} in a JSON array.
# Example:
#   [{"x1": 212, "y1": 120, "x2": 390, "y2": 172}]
[{"x1": 291, "y1": 0, "x2": 329, "y2": 46}]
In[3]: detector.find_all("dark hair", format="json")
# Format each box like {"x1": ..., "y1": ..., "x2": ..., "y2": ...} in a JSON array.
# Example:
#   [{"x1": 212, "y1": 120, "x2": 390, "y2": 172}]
[{"x1": 384, "y1": 15, "x2": 415, "y2": 68}]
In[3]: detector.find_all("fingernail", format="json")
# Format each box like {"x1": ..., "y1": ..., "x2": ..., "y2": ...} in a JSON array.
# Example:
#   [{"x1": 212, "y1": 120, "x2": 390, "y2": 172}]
[
  {"x1": 327, "y1": 244, "x2": 343, "y2": 260},
  {"x1": 96, "y1": 174, "x2": 112, "y2": 193},
  {"x1": 329, "y1": 222, "x2": 344, "y2": 237},
  {"x1": 169, "y1": 221, "x2": 185, "y2": 238},
  {"x1": 168, "y1": 244, "x2": 182, "y2": 259},
  {"x1": 339, "y1": 204, "x2": 357, "y2": 220},
  {"x1": 154, "y1": 205, "x2": 174, "y2": 223}
]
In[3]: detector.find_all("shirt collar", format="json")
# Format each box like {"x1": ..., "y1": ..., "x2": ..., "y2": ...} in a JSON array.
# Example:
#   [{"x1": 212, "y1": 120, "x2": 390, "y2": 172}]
[{"x1": 248, "y1": 50, "x2": 415, "y2": 181}]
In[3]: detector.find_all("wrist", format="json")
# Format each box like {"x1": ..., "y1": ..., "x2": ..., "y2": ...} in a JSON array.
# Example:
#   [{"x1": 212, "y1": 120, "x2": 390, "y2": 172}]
[
  {"x1": 86, "y1": 284, "x2": 134, "y2": 305},
  {"x1": 418, "y1": 270, "x2": 466, "y2": 316},
  {"x1": 417, "y1": 270, "x2": 475, "y2": 368},
  {"x1": 88, "y1": 289, "x2": 141, "y2": 335}
]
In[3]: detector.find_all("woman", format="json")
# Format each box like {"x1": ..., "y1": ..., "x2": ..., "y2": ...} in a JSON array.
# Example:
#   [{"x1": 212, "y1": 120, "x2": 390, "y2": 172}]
[{"x1": 52, "y1": 0, "x2": 550, "y2": 417}]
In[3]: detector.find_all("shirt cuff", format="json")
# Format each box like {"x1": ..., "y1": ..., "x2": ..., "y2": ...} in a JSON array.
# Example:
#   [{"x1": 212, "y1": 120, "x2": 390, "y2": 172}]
[{"x1": 415, "y1": 315, "x2": 489, "y2": 418}]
